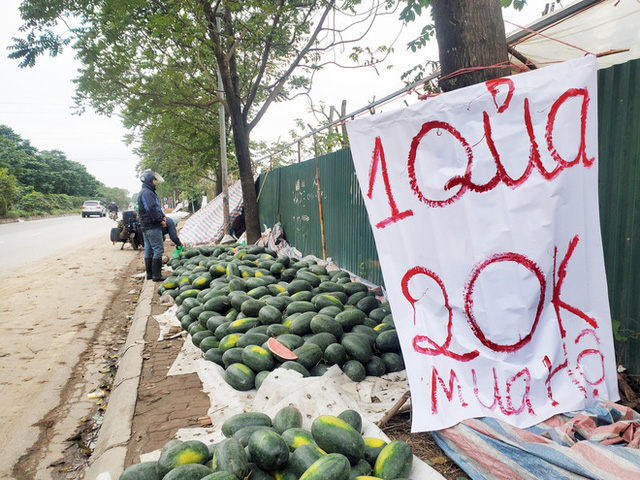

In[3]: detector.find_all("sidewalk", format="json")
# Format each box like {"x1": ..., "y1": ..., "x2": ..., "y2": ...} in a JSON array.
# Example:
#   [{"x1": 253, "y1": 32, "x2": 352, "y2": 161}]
[
  {"x1": 85, "y1": 276, "x2": 210, "y2": 480},
  {"x1": 84, "y1": 279, "x2": 154, "y2": 480}
]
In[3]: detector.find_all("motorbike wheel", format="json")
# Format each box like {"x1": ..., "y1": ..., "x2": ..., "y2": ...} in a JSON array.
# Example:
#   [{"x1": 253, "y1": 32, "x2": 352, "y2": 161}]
[{"x1": 135, "y1": 228, "x2": 144, "y2": 248}]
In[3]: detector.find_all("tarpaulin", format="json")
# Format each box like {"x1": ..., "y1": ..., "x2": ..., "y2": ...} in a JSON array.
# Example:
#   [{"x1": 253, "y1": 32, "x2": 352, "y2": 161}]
[
  {"x1": 432, "y1": 400, "x2": 640, "y2": 479},
  {"x1": 179, "y1": 179, "x2": 244, "y2": 246}
]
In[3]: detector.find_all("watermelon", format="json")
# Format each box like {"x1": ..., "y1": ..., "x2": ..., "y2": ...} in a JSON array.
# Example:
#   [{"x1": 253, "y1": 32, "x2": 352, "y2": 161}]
[
  {"x1": 225, "y1": 363, "x2": 255, "y2": 391},
  {"x1": 214, "y1": 438, "x2": 249, "y2": 479},
  {"x1": 373, "y1": 440, "x2": 412, "y2": 479},
  {"x1": 349, "y1": 459, "x2": 373, "y2": 478},
  {"x1": 343, "y1": 360, "x2": 366, "y2": 382},
  {"x1": 324, "y1": 343, "x2": 347, "y2": 367},
  {"x1": 156, "y1": 440, "x2": 210, "y2": 478},
  {"x1": 341, "y1": 334, "x2": 373, "y2": 363},
  {"x1": 337, "y1": 409, "x2": 362, "y2": 434},
  {"x1": 363, "y1": 437, "x2": 387, "y2": 467},
  {"x1": 248, "y1": 429, "x2": 290, "y2": 472},
  {"x1": 259, "y1": 305, "x2": 283, "y2": 325},
  {"x1": 242, "y1": 345, "x2": 275, "y2": 372},
  {"x1": 289, "y1": 444, "x2": 326, "y2": 476},
  {"x1": 311, "y1": 415, "x2": 365, "y2": 464},
  {"x1": 272, "y1": 406, "x2": 303, "y2": 434},
  {"x1": 222, "y1": 348, "x2": 244, "y2": 368},
  {"x1": 119, "y1": 461, "x2": 160, "y2": 480},
  {"x1": 232, "y1": 426, "x2": 275, "y2": 447},
  {"x1": 299, "y1": 453, "x2": 351, "y2": 480},
  {"x1": 292, "y1": 344, "x2": 323, "y2": 370},
  {"x1": 281, "y1": 428, "x2": 315, "y2": 451},
  {"x1": 267, "y1": 337, "x2": 298, "y2": 362},
  {"x1": 222, "y1": 412, "x2": 273, "y2": 438},
  {"x1": 161, "y1": 464, "x2": 213, "y2": 480}
]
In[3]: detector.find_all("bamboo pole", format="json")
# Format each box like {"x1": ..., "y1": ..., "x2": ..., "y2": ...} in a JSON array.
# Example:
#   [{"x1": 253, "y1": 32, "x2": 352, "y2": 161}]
[{"x1": 313, "y1": 135, "x2": 327, "y2": 260}]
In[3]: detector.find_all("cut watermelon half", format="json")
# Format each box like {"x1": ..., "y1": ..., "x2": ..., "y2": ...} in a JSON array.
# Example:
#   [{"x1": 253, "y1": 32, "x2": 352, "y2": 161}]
[{"x1": 267, "y1": 337, "x2": 298, "y2": 362}]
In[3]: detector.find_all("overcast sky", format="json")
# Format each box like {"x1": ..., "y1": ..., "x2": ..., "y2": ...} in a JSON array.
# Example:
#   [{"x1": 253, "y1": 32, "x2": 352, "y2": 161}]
[{"x1": 0, "y1": 0, "x2": 550, "y2": 196}]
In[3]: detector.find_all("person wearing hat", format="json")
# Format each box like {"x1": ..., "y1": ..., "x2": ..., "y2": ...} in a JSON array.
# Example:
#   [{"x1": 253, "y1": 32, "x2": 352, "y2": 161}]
[{"x1": 138, "y1": 169, "x2": 167, "y2": 281}]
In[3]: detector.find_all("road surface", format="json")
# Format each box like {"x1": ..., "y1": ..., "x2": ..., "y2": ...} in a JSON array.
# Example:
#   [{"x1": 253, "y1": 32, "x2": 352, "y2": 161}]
[
  {"x1": 0, "y1": 214, "x2": 119, "y2": 270},
  {"x1": 0, "y1": 215, "x2": 143, "y2": 479}
]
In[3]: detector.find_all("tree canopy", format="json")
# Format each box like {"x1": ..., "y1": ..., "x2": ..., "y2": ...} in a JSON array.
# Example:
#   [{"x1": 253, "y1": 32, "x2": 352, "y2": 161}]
[
  {"x1": 0, "y1": 125, "x2": 130, "y2": 215},
  {"x1": 10, "y1": 0, "x2": 396, "y2": 241}
]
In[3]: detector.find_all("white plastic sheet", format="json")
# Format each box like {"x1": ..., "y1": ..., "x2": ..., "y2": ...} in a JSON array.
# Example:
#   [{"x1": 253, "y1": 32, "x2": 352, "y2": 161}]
[{"x1": 347, "y1": 56, "x2": 618, "y2": 431}]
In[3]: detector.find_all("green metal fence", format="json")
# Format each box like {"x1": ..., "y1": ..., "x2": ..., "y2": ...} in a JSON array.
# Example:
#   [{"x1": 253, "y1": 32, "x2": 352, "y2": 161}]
[
  {"x1": 598, "y1": 58, "x2": 640, "y2": 373},
  {"x1": 257, "y1": 58, "x2": 640, "y2": 372},
  {"x1": 257, "y1": 149, "x2": 383, "y2": 286}
]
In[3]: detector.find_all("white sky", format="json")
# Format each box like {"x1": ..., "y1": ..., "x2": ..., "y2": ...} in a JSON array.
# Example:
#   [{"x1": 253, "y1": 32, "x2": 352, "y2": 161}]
[{"x1": 0, "y1": 0, "x2": 555, "y2": 195}]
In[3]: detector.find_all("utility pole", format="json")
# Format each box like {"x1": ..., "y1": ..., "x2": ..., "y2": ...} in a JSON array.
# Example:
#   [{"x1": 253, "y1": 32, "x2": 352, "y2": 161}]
[{"x1": 216, "y1": 16, "x2": 230, "y2": 236}]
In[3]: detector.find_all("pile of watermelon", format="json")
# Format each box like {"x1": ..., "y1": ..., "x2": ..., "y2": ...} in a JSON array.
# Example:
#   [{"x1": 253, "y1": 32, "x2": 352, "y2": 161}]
[
  {"x1": 120, "y1": 405, "x2": 413, "y2": 480},
  {"x1": 158, "y1": 244, "x2": 405, "y2": 391}
]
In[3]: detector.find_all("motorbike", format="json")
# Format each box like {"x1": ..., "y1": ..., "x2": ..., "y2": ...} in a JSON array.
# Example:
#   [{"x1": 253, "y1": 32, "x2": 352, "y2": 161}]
[
  {"x1": 108, "y1": 210, "x2": 118, "y2": 221},
  {"x1": 110, "y1": 210, "x2": 144, "y2": 250}
]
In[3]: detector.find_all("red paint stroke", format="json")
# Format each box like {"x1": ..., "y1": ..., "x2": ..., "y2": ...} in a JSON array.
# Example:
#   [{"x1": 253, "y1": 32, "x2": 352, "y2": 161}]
[
  {"x1": 486, "y1": 78, "x2": 515, "y2": 113},
  {"x1": 464, "y1": 252, "x2": 546, "y2": 353},
  {"x1": 545, "y1": 88, "x2": 595, "y2": 170},
  {"x1": 575, "y1": 328, "x2": 601, "y2": 345},
  {"x1": 404, "y1": 87, "x2": 594, "y2": 208},
  {"x1": 504, "y1": 368, "x2": 535, "y2": 416},
  {"x1": 575, "y1": 328, "x2": 606, "y2": 387},
  {"x1": 483, "y1": 109, "x2": 534, "y2": 188},
  {"x1": 472, "y1": 368, "x2": 500, "y2": 411},
  {"x1": 552, "y1": 235, "x2": 598, "y2": 338},
  {"x1": 408, "y1": 121, "x2": 473, "y2": 207},
  {"x1": 401, "y1": 266, "x2": 479, "y2": 362},
  {"x1": 543, "y1": 355, "x2": 564, "y2": 406},
  {"x1": 544, "y1": 340, "x2": 588, "y2": 405},
  {"x1": 472, "y1": 367, "x2": 535, "y2": 416},
  {"x1": 431, "y1": 367, "x2": 468, "y2": 414},
  {"x1": 367, "y1": 136, "x2": 413, "y2": 228},
  {"x1": 576, "y1": 348, "x2": 605, "y2": 386}
]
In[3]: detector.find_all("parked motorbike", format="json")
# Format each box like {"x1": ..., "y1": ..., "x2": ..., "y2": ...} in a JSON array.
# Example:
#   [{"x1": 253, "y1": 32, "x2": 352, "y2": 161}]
[{"x1": 110, "y1": 210, "x2": 144, "y2": 250}]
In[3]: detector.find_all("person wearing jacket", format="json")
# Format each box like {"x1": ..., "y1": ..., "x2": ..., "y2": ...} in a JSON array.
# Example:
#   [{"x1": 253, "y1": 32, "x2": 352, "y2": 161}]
[{"x1": 138, "y1": 170, "x2": 167, "y2": 282}]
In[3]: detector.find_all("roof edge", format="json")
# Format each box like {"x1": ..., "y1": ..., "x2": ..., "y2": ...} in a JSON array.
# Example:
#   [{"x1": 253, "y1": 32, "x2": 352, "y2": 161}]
[{"x1": 506, "y1": 0, "x2": 605, "y2": 44}]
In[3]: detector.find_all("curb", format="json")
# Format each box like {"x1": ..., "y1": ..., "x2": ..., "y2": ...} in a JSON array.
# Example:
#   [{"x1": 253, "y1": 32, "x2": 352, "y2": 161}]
[{"x1": 85, "y1": 279, "x2": 155, "y2": 480}]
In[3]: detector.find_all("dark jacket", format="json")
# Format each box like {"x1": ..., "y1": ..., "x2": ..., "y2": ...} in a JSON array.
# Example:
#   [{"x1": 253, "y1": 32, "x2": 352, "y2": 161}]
[{"x1": 138, "y1": 182, "x2": 164, "y2": 230}]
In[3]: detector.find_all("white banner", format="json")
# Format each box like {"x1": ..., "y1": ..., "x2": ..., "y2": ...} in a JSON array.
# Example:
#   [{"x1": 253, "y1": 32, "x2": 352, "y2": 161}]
[{"x1": 347, "y1": 56, "x2": 618, "y2": 431}]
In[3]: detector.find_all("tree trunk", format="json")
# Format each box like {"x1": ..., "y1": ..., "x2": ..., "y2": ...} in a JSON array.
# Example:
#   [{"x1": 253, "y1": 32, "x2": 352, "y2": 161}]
[
  {"x1": 201, "y1": 0, "x2": 261, "y2": 244},
  {"x1": 431, "y1": 0, "x2": 511, "y2": 92},
  {"x1": 227, "y1": 102, "x2": 261, "y2": 244},
  {"x1": 215, "y1": 157, "x2": 223, "y2": 197}
]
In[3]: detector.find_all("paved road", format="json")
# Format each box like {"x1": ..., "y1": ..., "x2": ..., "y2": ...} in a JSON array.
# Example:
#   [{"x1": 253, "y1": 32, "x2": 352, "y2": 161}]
[
  {"x1": 0, "y1": 215, "x2": 119, "y2": 270},
  {"x1": 0, "y1": 215, "x2": 140, "y2": 479}
]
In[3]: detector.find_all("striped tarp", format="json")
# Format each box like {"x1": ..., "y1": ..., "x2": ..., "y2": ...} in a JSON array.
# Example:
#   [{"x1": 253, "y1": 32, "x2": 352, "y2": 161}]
[
  {"x1": 179, "y1": 180, "x2": 244, "y2": 247},
  {"x1": 432, "y1": 400, "x2": 640, "y2": 479}
]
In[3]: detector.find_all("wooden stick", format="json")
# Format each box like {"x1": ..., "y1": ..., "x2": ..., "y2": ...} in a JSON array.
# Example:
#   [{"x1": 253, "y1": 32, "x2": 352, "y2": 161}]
[
  {"x1": 618, "y1": 372, "x2": 638, "y2": 403},
  {"x1": 199, "y1": 416, "x2": 213, "y2": 427},
  {"x1": 376, "y1": 390, "x2": 411, "y2": 428}
]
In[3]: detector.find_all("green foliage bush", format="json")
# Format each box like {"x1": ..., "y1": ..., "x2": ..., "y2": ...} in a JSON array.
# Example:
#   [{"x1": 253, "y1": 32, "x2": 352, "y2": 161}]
[
  {"x1": 12, "y1": 192, "x2": 83, "y2": 217},
  {"x1": 0, "y1": 168, "x2": 19, "y2": 216},
  {"x1": 1, "y1": 125, "x2": 132, "y2": 218}
]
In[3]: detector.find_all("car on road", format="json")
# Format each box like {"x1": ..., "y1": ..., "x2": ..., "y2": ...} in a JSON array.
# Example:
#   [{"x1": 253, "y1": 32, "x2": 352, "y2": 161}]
[{"x1": 82, "y1": 200, "x2": 106, "y2": 217}]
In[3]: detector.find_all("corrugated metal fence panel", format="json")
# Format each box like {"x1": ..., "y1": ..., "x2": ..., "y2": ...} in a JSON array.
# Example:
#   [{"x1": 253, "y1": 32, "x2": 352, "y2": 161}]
[
  {"x1": 318, "y1": 150, "x2": 383, "y2": 286},
  {"x1": 257, "y1": 59, "x2": 640, "y2": 372},
  {"x1": 598, "y1": 58, "x2": 640, "y2": 373},
  {"x1": 258, "y1": 149, "x2": 383, "y2": 286}
]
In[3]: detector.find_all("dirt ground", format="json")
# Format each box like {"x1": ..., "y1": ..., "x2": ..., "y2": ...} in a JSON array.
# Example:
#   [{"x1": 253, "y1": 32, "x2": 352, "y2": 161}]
[{"x1": 0, "y1": 232, "x2": 142, "y2": 480}]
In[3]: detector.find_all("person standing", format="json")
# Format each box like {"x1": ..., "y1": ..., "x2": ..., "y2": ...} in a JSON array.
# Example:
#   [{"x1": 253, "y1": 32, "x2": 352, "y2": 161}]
[{"x1": 138, "y1": 170, "x2": 167, "y2": 282}]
